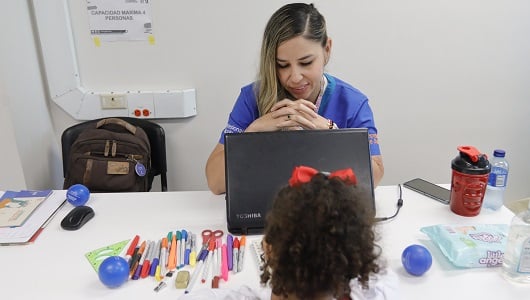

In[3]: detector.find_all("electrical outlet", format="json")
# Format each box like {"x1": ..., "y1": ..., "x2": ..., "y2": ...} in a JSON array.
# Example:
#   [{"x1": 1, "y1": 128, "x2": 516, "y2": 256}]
[{"x1": 100, "y1": 94, "x2": 127, "y2": 109}]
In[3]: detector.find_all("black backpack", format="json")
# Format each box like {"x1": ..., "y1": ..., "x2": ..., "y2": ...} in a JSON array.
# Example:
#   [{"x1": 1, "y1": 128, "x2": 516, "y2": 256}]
[{"x1": 63, "y1": 118, "x2": 151, "y2": 192}]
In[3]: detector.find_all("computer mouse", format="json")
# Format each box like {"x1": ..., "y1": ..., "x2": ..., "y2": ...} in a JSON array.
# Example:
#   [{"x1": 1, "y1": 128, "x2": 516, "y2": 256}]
[{"x1": 61, "y1": 205, "x2": 95, "y2": 230}]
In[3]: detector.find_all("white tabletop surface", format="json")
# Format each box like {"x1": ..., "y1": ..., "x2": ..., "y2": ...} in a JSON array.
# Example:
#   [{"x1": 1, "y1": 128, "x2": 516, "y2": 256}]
[{"x1": 1, "y1": 186, "x2": 529, "y2": 299}]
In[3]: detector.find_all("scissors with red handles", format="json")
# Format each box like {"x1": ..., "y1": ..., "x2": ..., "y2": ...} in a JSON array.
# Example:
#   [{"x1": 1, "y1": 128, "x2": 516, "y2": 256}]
[
  {"x1": 201, "y1": 229, "x2": 224, "y2": 245},
  {"x1": 198, "y1": 229, "x2": 223, "y2": 256}
]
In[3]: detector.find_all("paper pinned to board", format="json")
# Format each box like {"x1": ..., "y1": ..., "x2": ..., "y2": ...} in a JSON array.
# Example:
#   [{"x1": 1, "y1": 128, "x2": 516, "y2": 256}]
[{"x1": 86, "y1": 0, "x2": 154, "y2": 43}]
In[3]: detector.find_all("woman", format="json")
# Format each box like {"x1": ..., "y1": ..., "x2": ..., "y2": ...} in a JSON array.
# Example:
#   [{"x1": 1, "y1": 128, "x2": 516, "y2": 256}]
[{"x1": 206, "y1": 3, "x2": 384, "y2": 195}]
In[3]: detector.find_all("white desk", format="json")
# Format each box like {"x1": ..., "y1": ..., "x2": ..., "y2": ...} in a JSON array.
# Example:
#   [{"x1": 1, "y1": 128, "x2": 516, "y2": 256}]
[{"x1": 0, "y1": 186, "x2": 528, "y2": 299}]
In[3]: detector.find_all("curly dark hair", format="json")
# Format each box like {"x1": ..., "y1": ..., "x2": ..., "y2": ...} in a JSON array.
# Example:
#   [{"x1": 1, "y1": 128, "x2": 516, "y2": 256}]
[{"x1": 260, "y1": 173, "x2": 381, "y2": 299}]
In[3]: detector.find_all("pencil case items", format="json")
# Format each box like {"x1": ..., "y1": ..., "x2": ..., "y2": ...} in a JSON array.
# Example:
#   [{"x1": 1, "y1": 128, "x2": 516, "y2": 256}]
[{"x1": 420, "y1": 224, "x2": 508, "y2": 268}]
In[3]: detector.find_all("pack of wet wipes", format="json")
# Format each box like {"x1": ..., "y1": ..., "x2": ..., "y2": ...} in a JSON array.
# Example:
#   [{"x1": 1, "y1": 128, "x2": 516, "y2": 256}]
[{"x1": 420, "y1": 224, "x2": 508, "y2": 268}]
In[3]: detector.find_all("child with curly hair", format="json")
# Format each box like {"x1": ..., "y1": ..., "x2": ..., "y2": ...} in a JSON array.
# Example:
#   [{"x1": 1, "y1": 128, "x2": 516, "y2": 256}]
[{"x1": 180, "y1": 166, "x2": 398, "y2": 299}]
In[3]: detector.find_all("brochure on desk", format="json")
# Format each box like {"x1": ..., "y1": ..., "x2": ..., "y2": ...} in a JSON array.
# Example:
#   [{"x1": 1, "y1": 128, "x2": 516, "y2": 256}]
[
  {"x1": 0, "y1": 190, "x2": 66, "y2": 245},
  {"x1": 0, "y1": 190, "x2": 53, "y2": 227}
]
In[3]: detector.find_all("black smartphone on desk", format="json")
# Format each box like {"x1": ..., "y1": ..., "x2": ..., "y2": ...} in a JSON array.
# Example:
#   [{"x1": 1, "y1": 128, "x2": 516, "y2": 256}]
[{"x1": 403, "y1": 178, "x2": 450, "y2": 205}]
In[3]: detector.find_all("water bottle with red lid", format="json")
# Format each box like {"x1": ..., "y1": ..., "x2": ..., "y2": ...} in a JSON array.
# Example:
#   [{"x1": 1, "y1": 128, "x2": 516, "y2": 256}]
[{"x1": 450, "y1": 145, "x2": 491, "y2": 216}]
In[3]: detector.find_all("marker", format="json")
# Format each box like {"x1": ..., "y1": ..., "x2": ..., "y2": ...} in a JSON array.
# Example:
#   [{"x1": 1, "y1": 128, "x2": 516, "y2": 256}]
[
  {"x1": 221, "y1": 243, "x2": 228, "y2": 281},
  {"x1": 123, "y1": 235, "x2": 140, "y2": 264},
  {"x1": 184, "y1": 231, "x2": 192, "y2": 265},
  {"x1": 212, "y1": 239, "x2": 219, "y2": 277},
  {"x1": 185, "y1": 249, "x2": 208, "y2": 294},
  {"x1": 189, "y1": 233, "x2": 197, "y2": 267},
  {"x1": 129, "y1": 246, "x2": 140, "y2": 269},
  {"x1": 233, "y1": 237, "x2": 240, "y2": 273},
  {"x1": 132, "y1": 241, "x2": 149, "y2": 280},
  {"x1": 149, "y1": 239, "x2": 161, "y2": 276},
  {"x1": 237, "y1": 236, "x2": 246, "y2": 272},
  {"x1": 180, "y1": 230, "x2": 187, "y2": 268},
  {"x1": 176, "y1": 231, "x2": 182, "y2": 269},
  {"x1": 201, "y1": 238, "x2": 216, "y2": 283},
  {"x1": 140, "y1": 240, "x2": 154, "y2": 278},
  {"x1": 227, "y1": 234, "x2": 233, "y2": 271},
  {"x1": 215, "y1": 238, "x2": 222, "y2": 276},
  {"x1": 129, "y1": 241, "x2": 146, "y2": 276},
  {"x1": 167, "y1": 234, "x2": 177, "y2": 271},
  {"x1": 156, "y1": 237, "x2": 168, "y2": 281}
]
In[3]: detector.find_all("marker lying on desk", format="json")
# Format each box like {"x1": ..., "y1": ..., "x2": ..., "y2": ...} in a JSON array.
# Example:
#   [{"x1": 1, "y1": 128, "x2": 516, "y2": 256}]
[
  {"x1": 221, "y1": 243, "x2": 229, "y2": 281},
  {"x1": 129, "y1": 246, "x2": 140, "y2": 268},
  {"x1": 185, "y1": 249, "x2": 208, "y2": 294},
  {"x1": 176, "y1": 231, "x2": 182, "y2": 269},
  {"x1": 189, "y1": 233, "x2": 197, "y2": 267},
  {"x1": 180, "y1": 230, "x2": 187, "y2": 268},
  {"x1": 227, "y1": 234, "x2": 233, "y2": 271},
  {"x1": 156, "y1": 237, "x2": 168, "y2": 281},
  {"x1": 201, "y1": 239, "x2": 216, "y2": 283},
  {"x1": 130, "y1": 241, "x2": 147, "y2": 277},
  {"x1": 141, "y1": 240, "x2": 155, "y2": 278},
  {"x1": 184, "y1": 231, "x2": 192, "y2": 265},
  {"x1": 133, "y1": 240, "x2": 151, "y2": 280},
  {"x1": 237, "y1": 236, "x2": 246, "y2": 272},
  {"x1": 124, "y1": 235, "x2": 140, "y2": 264},
  {"x1": 233, "y1": 237, "x2": 240, "y2": 272},
  {"x1": 129, "y1": 241, "x2": 146, "y2": 274},
  {"x1": 150, "y1": 239, "x2": 161, "y2": 277},
  {"x1": 215, "y1": 238, "x2": 222, "y2": 276},
  {"x1": 212, "y1": 239, "x2": 219, "y2": 277},
  {"x1": 167, "y1": 234, "x2": 177, "y2": 271}
]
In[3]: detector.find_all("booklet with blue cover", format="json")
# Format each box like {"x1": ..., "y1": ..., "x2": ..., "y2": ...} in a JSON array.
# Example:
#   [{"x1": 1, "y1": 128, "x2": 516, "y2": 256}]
[{"x1": 0, "y1": 190, "x2": 53, "y2": 227}]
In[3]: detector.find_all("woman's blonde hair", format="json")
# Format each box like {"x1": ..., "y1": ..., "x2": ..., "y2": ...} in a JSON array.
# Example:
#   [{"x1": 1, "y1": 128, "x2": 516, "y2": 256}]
[{"x1": 256, "y1": 3, "x2": 328, "y2": 115}]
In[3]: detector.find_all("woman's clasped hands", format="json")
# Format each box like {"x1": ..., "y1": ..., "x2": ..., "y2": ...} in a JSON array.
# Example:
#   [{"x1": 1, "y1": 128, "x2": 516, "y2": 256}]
[{"x1": 247, "y1": 99, "x2": 329, "y2": 132}]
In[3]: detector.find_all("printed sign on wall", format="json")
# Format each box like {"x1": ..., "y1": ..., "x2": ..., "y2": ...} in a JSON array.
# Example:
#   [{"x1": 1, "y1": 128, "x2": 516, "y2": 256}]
[{"x1": 86, "y1": 0, "x2": 154, "y2": 45}]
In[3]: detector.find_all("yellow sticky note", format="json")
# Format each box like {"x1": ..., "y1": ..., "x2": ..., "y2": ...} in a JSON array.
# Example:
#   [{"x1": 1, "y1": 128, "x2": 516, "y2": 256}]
[
  {"x1": 93, "y1": 36, "x2": 101, "y2": 47},
  {"x1": 148, "y1": 35, "x2": 155, "y2": 45}
]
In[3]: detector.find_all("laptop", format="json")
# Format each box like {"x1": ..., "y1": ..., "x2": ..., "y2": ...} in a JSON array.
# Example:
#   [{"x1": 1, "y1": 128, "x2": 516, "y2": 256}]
[{"x1": 224, "y1": 128, "x2": 375, "y2": 235}]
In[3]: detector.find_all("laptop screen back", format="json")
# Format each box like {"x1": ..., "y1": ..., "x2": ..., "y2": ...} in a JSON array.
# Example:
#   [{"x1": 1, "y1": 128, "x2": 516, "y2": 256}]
[{"x1": 224, "y1": 128, "x2": 374, "y2": 235}]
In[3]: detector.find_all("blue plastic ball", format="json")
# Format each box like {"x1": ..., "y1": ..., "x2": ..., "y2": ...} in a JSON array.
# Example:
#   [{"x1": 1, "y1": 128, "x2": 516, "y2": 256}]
[
  {"x1": 66, "y1": 184, "x2": 90, "y2": 206},
  {"x1": 98, "y1": 256, "x2": 129, "y2": 288},
  {"x1": 401, "y1": 244, "x2": 432, "y2": 276}
]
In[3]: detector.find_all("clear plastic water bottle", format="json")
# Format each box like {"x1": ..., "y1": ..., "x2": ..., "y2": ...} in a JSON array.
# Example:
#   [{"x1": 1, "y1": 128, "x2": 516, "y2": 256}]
[
  {"x1": 501, "y1": 201, "x2": 530, "y2": 283},
  {"x1": 482, "y1": 149, "x2": 509, "y2": 210}
]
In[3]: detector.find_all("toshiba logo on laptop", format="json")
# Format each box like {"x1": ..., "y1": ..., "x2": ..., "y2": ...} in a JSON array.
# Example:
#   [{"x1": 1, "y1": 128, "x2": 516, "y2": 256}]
[{"x1": 236, "y1": 212, "x2": 262, "y2": 219}]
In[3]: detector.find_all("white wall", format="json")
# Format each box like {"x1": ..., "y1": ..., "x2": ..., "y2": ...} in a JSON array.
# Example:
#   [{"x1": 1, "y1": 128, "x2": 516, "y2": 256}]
[
  {"x1": 0, "y1": 0, "x2": 63, "y2": 191},
  {"x1": 0, "y1": 81, "x2": 26, "y2": 191},
  {"x1": 4, "y1": 1, "x2": 530, "y2": 203}
]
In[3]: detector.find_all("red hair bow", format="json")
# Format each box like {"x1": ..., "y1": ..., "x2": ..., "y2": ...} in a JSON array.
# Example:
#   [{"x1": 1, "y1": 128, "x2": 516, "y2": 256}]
[{"x1": 288, "y1": 165, "x2": 357, "y2": 187}]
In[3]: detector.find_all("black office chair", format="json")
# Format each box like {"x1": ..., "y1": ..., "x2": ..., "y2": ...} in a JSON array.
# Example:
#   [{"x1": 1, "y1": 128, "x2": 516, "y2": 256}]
[{"x1": 61, "y1": 117, "x2": 168, "y2": 192}]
